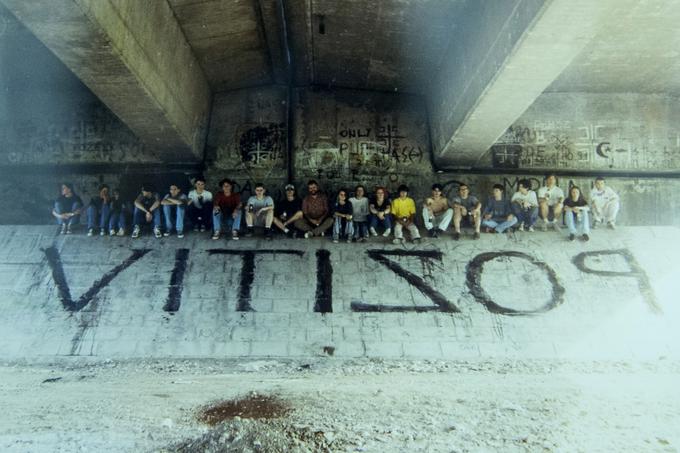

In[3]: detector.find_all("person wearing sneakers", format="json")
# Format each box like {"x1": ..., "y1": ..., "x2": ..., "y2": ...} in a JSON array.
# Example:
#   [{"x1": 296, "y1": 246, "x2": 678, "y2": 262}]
[
  {"x1": 273, "y1": 184, "x2": 303, "y2": 237},
  {"x1": 332, "y1": 188, "x2": 354, "y2": 243},
  {"x1": 422, "y1": 183, "x2": 453, "y2": 238},
  {"x1": 294, "y1": 180, "x2": 333, "y2": 238},
  {"x1": 161, "y1": 184, "x2": 188, "y2": 238},
  {"x1": 186, "y1": 177, "x2": 213, "y2": 233},
  {"x1": 511, "y1": 179, "x2": 539, "y2": 232},
  {"x1": 244, "y1": 182, "x2": 275, "y2": 240},
  {"x1": 108, "y1": 188, "x2": 127, "y2": 236},
  {"x1": 537, "y1": 174, "x2": 564, "y2": 232},
  {"x1": 391, "y1": 184, "x2": 421, "y2": 244},
  {"x1": 212, "y1": 178, "x2": 242, "y2": 240},
  {"x1": 590, "y1": 177, "x2": 620, "y2": 229},
  {"x1": 349, "y1": 185, "x2": 370, "y2": 242},
  {"x1": 451, "y1": 183, "x2": 481, "y2": 240},
  {"x1": 482, "y1": 184, "x2": 517, "y2": 234},
  {"x1": 369, "y1": 186, "x2": 392, "y2": 238},
  {"x1": 132, "y1": 185, "x2": 162, "y2": 238},
  {"x1": 564, "y1": 186, "x2": 590, "y2": 241},
  {"x1": 52, "y1": 182, "x2": 83, "y2": 235},
  {"x1": 86, "y1": 184, "x2": 111, "y2": 237}
]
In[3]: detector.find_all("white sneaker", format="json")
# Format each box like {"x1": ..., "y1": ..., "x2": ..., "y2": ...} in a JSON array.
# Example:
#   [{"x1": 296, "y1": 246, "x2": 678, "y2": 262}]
[
  {"x1": 211, "y1": 231, "x2": 220, "y2": 240},
  {"x1": 392, "y1": 238, "x2": 402, "y2": 244},
  {"x1": 87, "y1": 228, "x2": 94, "y2": 237},
  {"x1": 528, "y1": 226, "x2": 535, "y2": 232},
  {"x1": 100, "y1": 229, "x2": 106, "y2": 236},
  {"x1": 109, "y1": 229, "x2": 116, "y2": 236},
  {"x1": 177, "y1": 232, "x2": 184, "y2": 238},
  {"x1": 383, "y1": 227, "x2": 392, "y2": 237},
  {"x1": 552, "y1": 221, "x2": 561, "y2": 231},
  {"x1": 163, "y1": 231, "x2": 170, "y2": 237},
  {"x1": 153, "y1": 227, "x2": 162, "y2": 238},
  {"x1": 518, "y1": 223, "x2": 524, "y2": 232},
  {"x1": 607, "y1": 222, "x2": 616, "y2": 230},
  {"x1": 117, "y1": 228, "x2": 125, "y2": 237},
  {"x1": 369, "y1": 227, "x2": 378, "y2": 237},
  {"x1": 304, "y1": 232, "x2": 312, "y2": 239},
  {"x1": 132, "y1": 226, "x2": 140, "y2": 238}
]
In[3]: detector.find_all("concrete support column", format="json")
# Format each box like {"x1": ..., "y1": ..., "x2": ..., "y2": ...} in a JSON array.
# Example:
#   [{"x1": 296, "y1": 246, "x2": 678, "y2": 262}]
[{"x1": 1, "y1": 0, "x2": 212, "y2": 162}]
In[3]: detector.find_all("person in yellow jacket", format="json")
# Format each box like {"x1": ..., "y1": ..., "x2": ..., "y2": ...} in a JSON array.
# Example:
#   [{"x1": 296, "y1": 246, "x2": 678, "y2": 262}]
[{"x1": 391, "y1": 184, "x2": 421, "y2": 245}]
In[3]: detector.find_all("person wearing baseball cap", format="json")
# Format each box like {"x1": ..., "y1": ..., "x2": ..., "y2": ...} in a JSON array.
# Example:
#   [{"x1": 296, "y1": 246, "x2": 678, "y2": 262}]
[{"x1": 273, "y1": 183, "x2": 303, "y2": 237}]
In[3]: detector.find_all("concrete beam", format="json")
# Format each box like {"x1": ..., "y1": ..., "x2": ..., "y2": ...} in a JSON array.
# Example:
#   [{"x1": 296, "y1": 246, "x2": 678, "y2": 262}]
[
  {"x1": 431, "y1": 0, "x2": 637, "y2": 169},
  {"x1": 0, "y1": 0, "x2": 211, "y2": 162}
]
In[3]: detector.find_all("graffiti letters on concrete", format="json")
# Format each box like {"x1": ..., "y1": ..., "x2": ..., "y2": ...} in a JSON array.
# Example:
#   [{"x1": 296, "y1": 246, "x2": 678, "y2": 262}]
[{"x1": 43, "y1": 247, "x2": 657, "y2": 317}]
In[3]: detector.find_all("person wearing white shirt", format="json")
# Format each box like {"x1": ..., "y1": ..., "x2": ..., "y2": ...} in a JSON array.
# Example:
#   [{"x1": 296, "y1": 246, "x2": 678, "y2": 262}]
[
  {"x1": 590, "y1": 177, "x2": 620, "y2": 229},
  {"x1": 537, "y1": 174, "x2": 565, "y2": 232},
  {"x1": 187, "y1": 177, "x2": 213, "y2": 232},
  {"x1": 511, "y1": 179, "x2": 539, "y2": 232}
]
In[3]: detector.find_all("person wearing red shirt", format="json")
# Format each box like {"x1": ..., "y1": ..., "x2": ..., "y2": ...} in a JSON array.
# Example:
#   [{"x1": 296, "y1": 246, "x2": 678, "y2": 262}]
[{"x1": 212, "y1": 178, "x2": 242, "y2": 240}]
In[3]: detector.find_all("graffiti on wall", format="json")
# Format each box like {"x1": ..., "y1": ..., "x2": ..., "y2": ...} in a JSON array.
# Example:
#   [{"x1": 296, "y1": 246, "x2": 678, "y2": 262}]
[{"x1": 493, "y1": 121, "x2": 680, "y2": 171}]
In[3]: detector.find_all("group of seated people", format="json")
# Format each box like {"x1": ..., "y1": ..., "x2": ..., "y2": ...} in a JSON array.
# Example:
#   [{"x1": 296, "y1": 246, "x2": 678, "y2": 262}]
[{"x1": 51, "y1": 174, "x2": 620, "y2": 243}]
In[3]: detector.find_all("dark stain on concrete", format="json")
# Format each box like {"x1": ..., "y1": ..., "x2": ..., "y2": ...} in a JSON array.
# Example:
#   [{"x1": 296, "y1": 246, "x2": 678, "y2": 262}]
[
  {"x1": 573, "y1": 249, "x2": 661, "y2": 313},
  {"x1": 466, "y1": 251, "x2": 565, "y2": 315},
  {"x1": 163, "y1": 248, "x2": 190, "y2": 313},
  {"x1": 44, "y1": 246, "x2": 151, "y2": 312},
  {"x1": 314, "y1": 249, "x2": 333, "y2": 313},
  {"x1": 354, "y1": 249, "x2": 459, "y2": 313}
]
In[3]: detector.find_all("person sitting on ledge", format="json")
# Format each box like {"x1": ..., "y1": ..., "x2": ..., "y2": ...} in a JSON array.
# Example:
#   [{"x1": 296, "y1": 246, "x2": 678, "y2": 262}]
[
  {"x1": 538, "y1": 173, "x2": 564, "y2": 231},
  {"x1": 108, "y1": 188, "x2": 127, "y2": 236},
  {"x1": 212, "y1": 178, "x2": 242, "y2": 241},
  {"x1": 564, "y1": 185, "x2": 590, "y2": 242},
  {"x1": 349, "y1": 185, "x2": 370, "y2": 242},
  {"x1": 590, "y1": 176, "x2": 620, "y2": 229},
  {"x1": 295, "y1": 180, "x2": 333, "y2": 238},
  {"x1": 391, "y1": 184, "x2": 421, "y2": 245},
  {"x1": 332, "y1": 188, "x2": 354, "y2": 243},
  {"x1": 186, "y1": 177, "x2": 213, "y2": 233},
  {"x1": 422, "y1": 183, "x2": 453, "y2": 238},
  {"x1": 86, "y1": 184, "x2": 111, "y2": 237},
  {"x1": 451, "y1": 183, "x2": 481, "y2": 240},
  {"x1": 161, "y1": 183, "x2": 188, "y2": 238},
  {"x1": 368, "y1": 186, "x2": 392, "y2": 238},
  {"x1": 273, "y1": 184, "x2": 303, "y2": 238},
  {"x1": 511, "y1": 179, "x2": 539, "y2": 232},
  {"x1": 132, "y1": 184, "x2": 162, "y2": 239},
  {"x1": 244, "y1": 182, "x2": 274, "y2": 240},
  {"x1": 482, "y1": 184, "x2": 517, "y2": 234},
  {"x1": 52, "y1": 182, "x2": 83, "y2": 235}
]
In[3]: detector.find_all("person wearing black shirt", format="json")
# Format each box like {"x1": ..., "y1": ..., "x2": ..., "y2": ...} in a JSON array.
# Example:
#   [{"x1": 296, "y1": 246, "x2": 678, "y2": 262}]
[
  {"x1": 564, "y1": 186, "x2": 590, "y2": 241},
  {"x1": 86, "y1": 184, "x2": 111, "y2": 237},
  {"x1": 332, "y1": 188, "x2": 354, "y2": 243},
  {"x1": 273, "y1": 184, "x2": 303, "y2": 237}
]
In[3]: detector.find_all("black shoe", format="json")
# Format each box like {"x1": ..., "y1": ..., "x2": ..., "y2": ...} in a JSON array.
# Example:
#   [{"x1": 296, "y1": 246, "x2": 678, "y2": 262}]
[
  {"x1": 582, "y1": 234, "x2": 589, "y2": 241},
  {"x1": 569, "y1": 234, "x2": 575, "y2": 241},
  {"x1": 427, "y1": 229, "x2": 435, "y2": 238},
  {"x1": 246, "y1": 227, "x2": 254, "y2": 237},
  {"x1": 432, "y1": 229, "x2": 439, "y2": 238},
  {"x1": 265, "y1": 228, "x2": 273, "y2": 240},
  {"x1": 473, "y1": 232, "x2": 480, "y2": 240},
  {"x1": 452, "y1": 232, "x2": 460, "y2": 241}
]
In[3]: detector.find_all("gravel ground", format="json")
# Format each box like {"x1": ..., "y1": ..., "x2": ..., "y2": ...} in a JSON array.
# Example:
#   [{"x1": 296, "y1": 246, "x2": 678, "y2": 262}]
[{"x1": 1, "y1": 357, "x2": 679, "y2": 452}]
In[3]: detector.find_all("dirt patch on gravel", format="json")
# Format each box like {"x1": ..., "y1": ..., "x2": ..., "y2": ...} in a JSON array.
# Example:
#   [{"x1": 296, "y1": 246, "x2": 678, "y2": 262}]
[{"x1": 197, "y1": 393, "x2": 291, "y2": 426}]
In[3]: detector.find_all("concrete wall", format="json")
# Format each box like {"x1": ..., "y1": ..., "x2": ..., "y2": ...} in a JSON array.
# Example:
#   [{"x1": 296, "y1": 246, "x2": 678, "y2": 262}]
[{"x1": 488, "y1": 93, "x2": 680, "y2": 172}]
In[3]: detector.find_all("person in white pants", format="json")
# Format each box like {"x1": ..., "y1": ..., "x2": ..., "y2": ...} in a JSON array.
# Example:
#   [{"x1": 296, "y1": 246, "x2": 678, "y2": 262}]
[
  {"x1": 590, "y1": 177, "x2": 620, "y2": 229},
  {"x1": 422, "y1": 183, "x2": 453, "y2": 238}
]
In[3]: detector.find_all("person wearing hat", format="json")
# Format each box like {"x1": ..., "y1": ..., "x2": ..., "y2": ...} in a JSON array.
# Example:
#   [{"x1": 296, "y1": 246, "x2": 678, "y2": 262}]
[
  {"x1": 273, "y1": 183, "x2": 303, "y2": 237},
  {"x1": 422, "y1": 183, "x2": 453, "y2": 238},
  {"x1": 391, "y1": 184, "x2": 421, "y2": 244}
]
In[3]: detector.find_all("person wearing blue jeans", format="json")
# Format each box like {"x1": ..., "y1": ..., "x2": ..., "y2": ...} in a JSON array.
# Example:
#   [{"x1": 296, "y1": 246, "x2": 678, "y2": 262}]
[
  {"x1": 211, "y1": 178, "x2": 242, "y2": 240},
  {"x1": 132, "y1": 185, "x2": 162, "y2": 238},
  {"x1": 482, "y1": 184, "x2": 517, "y2": 234},
  {"x1": 161, "y1": 184, "x2": 188, "y2": 238},
  {"x1": 52, "y1": 183, "x2": 83, "y2": 234},
  {"x1": 108, "y1": 189, "x2": 127, "y2": 236},
  {"x1": 332, "y1": 189, "x2": 354, "y2": 243},
  {"x1": 564, "y1": 186, "x2": 591, "y2": 241},
  {"x1": 510, "y1": 179, "x2": 539, "y2": 232},
  {"x1": 368, "y1": 186, "x2": 392, "y2": 237},
  {"x1": 86, "y1": 184, "x2": 111, "y2": 237}
]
